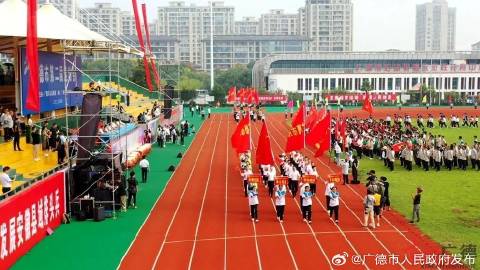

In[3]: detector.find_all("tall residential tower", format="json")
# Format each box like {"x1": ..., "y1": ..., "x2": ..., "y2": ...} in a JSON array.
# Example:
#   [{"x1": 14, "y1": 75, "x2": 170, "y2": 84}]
[{"x1": 415, "y1": 0, "x2": 456, "y2": 51}]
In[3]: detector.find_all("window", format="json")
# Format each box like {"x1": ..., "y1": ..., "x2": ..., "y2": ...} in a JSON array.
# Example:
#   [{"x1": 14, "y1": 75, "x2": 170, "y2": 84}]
[
  {"x1": 297, "y1": 78, "x2": 303, "y2": 91},
  {"x1": 314, "y1": 78, "x2": 320, "y2": 90}
]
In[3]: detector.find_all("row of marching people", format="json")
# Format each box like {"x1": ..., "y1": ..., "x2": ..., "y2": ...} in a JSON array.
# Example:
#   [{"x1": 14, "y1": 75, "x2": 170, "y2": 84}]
[{"x1": 239, "y1": 151, "x2": 340, "y2": 224}]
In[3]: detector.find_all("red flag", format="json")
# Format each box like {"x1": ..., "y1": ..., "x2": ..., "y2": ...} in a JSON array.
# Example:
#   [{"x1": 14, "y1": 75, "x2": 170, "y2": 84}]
[
  {"x1": 142, "y1": 4, "x2": 160, "y2": 89},
  {"x1": 247, "y1": 88, "x2": 253, "y2": 104},
  {"x1": 392, "y1": 142, "x2": 407, "y2": 153},
  {"x1": 253, "y1": 88, "x2": 259, "y2": 104},
  {"x1": 25, "y1": 0, "x2": 40, "y2": 112},
  {"x1": 285, "y1": 102, "x2": 305, "y2": 152},
  {"x1": 306, "y1": 106, "x2": 317, "y2": 130},
  {"x1": 231, "y1": 116, "x2": 251, "y2": 153},
  {"x1": 362, "y1": 91, "x2": 374, "y2": 114},
  {"x1": 132, "y1": 0, "x2": 153, "y2": 92},
  {"x1": 238, "y1": 88, "x2": 245, "y2": 103},
  {"x1": 256, "y1": 121, "x2": 275, "y2": 165},
  {"x1": 227, "y1": 86, "x2": 236, "y2": 102},
  {"x1": 306, "y1": 111, "x2": 331, "y2": 157}
]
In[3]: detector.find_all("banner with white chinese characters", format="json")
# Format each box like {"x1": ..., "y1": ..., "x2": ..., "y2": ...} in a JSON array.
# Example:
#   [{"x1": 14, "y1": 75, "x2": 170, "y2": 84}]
[
  {"x1": 326, "y1": 93, "x2": 397, "y2": 102},
  {"x1": 20, "y1": 48, "x2": 83, "y2": 114},
  {"x1": 0, "y1": 171, "x2": 66, "y2": 269}
]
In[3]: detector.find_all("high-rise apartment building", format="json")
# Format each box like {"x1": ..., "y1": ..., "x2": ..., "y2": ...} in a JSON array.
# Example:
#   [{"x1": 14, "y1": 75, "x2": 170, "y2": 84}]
[
  {"x1": 305, "y1": 0, "x2": 353, "y2": 52},
  {"x1": 38, "y1": 0, "x2": 78, "y2": 19},
  {"x1": 234, "y1": 17, "x2": 260, "y2": 35},
  {"x1": 79, "y1": 3, "x2": 122, "y2": 37},
  {"x1": 120, "y1": 11, "x2": 136, "y2": 37},
  {"x1": 415, "y1": 0, "x2": 456, "y2": 51},
  {"x1": 157, "y1": 1, "x2": 234, "y2": 67},
  {"x1": 259, "y1": 9, "x2": 299, "y2": 36}
]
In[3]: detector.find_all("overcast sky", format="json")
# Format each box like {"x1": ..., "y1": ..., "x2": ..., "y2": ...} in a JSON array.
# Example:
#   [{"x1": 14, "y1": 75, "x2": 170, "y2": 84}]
[{"x1": 78, "y1": 0, "x2": 480, "y2": 51}]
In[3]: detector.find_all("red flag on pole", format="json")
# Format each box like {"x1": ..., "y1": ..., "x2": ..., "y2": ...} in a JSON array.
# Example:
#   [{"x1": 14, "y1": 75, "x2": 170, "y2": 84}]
[
  {"x1": 227, "y1": 86, "x2": 236, "y2": 102},
  {"x1": 238, "y1": 88, "x2": 245, "y2": 103},
  {"x1": 132, "y1": 0, "x2": 153, "y2": 92},
  {"x1": 306, "y1": 111, "x2": 331, "y2": 157},
  {"x1": 247, "y1": 88, "x2": 254, "y2": 104},
  {"x1": 25, "y1": 0, "x2": 40, "y2": 112},
  {"x1": 142, "y1": 4, "x2": 160, "y2": 89},
  {"x1": 305, "y1": 106, "x2": 317, "y2": 130},
  {"x1": 362, "y1": 91, "x2": 374, "y2": 115},
  {"x1": 253, "y1": 88, "x2": 259, "y2": 105},
  {"x1": 256, "y1": 121, "x2": 275, "y2": 165},
  {"x1": 231, "y1": 116, "x2": 251, "y2": 153},
  {"x1": 285, "y1": 102, "x2": 305, "y2": 152}
]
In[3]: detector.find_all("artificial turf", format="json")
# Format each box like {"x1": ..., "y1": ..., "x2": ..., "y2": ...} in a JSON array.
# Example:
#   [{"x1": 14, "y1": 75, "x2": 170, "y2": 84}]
[{"x1": 12, "y1": 111, "x2": 204, "y2": 270}]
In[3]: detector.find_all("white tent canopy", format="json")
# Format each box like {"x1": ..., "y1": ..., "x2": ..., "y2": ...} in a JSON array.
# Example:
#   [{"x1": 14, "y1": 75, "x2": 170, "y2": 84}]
[{"x1": 0, "y1": 0, "x2": 110, "y2": 42}]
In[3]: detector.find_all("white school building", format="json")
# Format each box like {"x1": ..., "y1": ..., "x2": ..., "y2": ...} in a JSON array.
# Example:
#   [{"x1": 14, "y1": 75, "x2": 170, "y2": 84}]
[{"x1": 252, "y1": 51, "x2": 480, "y2": 99}]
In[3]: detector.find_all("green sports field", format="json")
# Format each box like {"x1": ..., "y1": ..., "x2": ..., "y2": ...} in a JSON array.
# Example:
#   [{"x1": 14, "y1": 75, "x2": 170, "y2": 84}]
[{"x1": 352, "y1": 124, "x2": 479, "y2": 265}]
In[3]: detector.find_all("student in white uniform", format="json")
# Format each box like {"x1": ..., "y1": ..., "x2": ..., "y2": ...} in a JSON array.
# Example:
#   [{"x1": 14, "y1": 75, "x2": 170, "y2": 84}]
[
  {"x1": 324, "y1": 181, "x2": 335, "y2": 214},
  {"x1": 301, "y1": 185, "x2": 313, "y2": 224},
  {"x1": 267, "y1": 166, "x2": 276, "y2": 197},
  {"x1": 289, "y1": 166, "x2": 300, "y2": 197},
  {"x1": 275, "y1": 185, "x2": 286, "y2": 222},
  {"x1": 1, "y1": 166, "x2": 14, "y2": 194},
  {"x1": 329, "y1": 186, "x2": 340, "y2": 223},
  {"x1": 247, "y1": 184, "x2": 259, "y2": 222}
]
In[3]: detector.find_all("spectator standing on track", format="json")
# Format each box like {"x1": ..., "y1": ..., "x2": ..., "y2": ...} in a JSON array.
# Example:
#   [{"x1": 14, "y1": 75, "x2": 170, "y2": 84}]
[
  {"x1": 207, "y1": 107, "x2": 211, "y2": 118},
  {"x1": 363, "y1": 190, "x2": 376, "y2": 229},
  {"x1": 275, "y1": 185, "x2": 286, "y2": 222},
  {"x1": 373, "y1": 191, "x2": 382, "y2": 227},
  {"x1": 351, "y1": 156, "x2": 359, "y2": 183},
  {"x1": 380, "y1": 177, "x2": 390, "y2": 211},
  {"x1": 301, "y1": 185, "x2": 313, "y2": 224},
  {"x1": 0, "y1": 167, "x2": 14, "y2": 194},
  {"x1": 340, "y1": 159, "x2": 349, "y2": 185},
  {"x1": 139, "y1": 156, "x2": 150, "y2": 183},
  {"x1": 127, "y1": 171, "x2": 138, "y2": 208},
  {"x1": 410, "y1": 187, "x2": 423, "y2": 223},
  {"x1": 248, "y1": 184, "x2": 259, "y2": 222},
  {"x1": 329, "y1": 186, "x2": 340, "y2": 223}
]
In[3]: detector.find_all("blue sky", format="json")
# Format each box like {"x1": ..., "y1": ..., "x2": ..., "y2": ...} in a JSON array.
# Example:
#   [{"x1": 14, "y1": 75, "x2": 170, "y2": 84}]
[{"x1": 78, "y1": 0, "x2": 480, "y2": 51}]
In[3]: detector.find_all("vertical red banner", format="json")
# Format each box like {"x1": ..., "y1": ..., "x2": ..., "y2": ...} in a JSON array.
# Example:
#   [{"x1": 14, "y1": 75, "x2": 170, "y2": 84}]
[
  {"x1": 141, "y1": 4, "x2": 161, "y2": 90},
  {"x1": 131, "y1": 0, "x2": 153, "y2": 92},
  {"x1": 25, "y1": 0, "x2": 40, "y2": 112}
]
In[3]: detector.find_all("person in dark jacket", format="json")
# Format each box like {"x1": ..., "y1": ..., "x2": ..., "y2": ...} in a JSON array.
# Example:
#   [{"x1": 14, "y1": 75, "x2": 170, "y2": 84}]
[
  {"x1": 410, "y1": 187, "x2": 423, "y2": 223},
  {"x1": 351, "y1": 156, "x2": 359, "y2": 183},
  {"x1": 127, "y1": 171, "x2": 138, "y2": 208},
  {"x1": 13, "y1": 120, "x2": 22, "y2": 151},
  {"x1": 380, "y1": 176, "x2": 390, "y2": 211}
]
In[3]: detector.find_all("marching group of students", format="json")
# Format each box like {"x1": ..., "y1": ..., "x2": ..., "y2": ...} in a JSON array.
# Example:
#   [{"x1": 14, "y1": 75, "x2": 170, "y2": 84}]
[
  {"x1": 238, "y1": 150, "x2": 394, "y2": 228},
  {"x1": 337, "y1": 114, "x2": 480, "y2": 173}
]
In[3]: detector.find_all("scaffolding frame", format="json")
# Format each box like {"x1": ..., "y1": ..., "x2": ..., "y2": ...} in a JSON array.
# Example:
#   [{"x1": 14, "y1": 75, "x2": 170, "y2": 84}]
[{"x1": 61, "y1": 40, "x2": 149, "y2": 219}]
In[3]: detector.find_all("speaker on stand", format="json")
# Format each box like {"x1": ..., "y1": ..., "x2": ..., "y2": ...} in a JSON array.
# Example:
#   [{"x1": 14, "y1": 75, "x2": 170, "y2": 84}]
[{"x1": 164, "y1": 85, "x2": 174, "y2": 119}]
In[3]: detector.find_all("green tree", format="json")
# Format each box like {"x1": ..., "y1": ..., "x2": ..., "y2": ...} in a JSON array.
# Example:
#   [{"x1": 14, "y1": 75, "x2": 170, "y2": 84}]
[{"x1": 361, "y1": 80, "x2": 372, "y2": 92}]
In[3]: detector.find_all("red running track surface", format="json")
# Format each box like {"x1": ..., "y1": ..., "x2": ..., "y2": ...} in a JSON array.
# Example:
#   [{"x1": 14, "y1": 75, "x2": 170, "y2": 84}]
[{"x1": 118, "y1": 110, "x2": 462, "y2": 270}]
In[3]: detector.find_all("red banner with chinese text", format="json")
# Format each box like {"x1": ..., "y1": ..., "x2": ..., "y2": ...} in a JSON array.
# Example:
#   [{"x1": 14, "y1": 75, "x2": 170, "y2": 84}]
[{"x1": 0, "y1": 171, "x2": 66, "y2": 269}]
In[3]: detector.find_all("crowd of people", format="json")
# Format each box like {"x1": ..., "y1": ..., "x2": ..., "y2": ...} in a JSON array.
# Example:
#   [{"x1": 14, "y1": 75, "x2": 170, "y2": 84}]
[
  {"x1": 239, "y1": 151, "x2": 344, "y2": 224},
  {"x1": 338, "y1": 114, "x2": 480, "y2": 173}
]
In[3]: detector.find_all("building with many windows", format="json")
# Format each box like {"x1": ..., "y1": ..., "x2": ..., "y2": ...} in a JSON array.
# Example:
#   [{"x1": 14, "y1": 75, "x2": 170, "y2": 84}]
[
  {"x1": 202, "y1": 35, "x2": 309, "y2": 70},
  {"x1": 253, "y1": 51, "x2": 480, "y2": 98},
  {"x1": 157, "y1": 1, "x2": 234, "y2": 67},
  {"x1": 79, "y1": 3, "x2": 122, "y2": 37},
  {"x1": 38, "y1": 0, "x2": 78, "y2": 19},
  {"x1": 304, "y1": 0, "x2": 353, "y2": 52},
  {"x1": 120, "y1": 11, "x2": 136, "y2": 37},
  {"x1": 416, "y1": 0, "x2": 456, "y2": 51},
  {"x1": 259, "y1": 9, "x2": 299, "y2": 36},
  {"x1": 234, "y1": 17, "x2": 260, "y2": 35},
  {"x1": 122, "y1": 35, "x2": 180, "y2": 64}
]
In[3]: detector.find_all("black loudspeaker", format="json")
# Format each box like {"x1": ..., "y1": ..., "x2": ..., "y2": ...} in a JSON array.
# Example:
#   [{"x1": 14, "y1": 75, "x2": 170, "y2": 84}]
[
  {"x1": 177, "y1": 152, "x2": 183, "y2": 158},
  {"x1": 94, "y1": 206, "x2": 105, "y2": 222},
  {"x1": 168, "y1": 165, "x2": 175, "y2": 171},
  {"x1": 164, "y1": 85, "x2": 174, "y2": 119},
  {"x1": 77, "y1": 93, "x2": 102, "y2": 164},
  {"x1": 76, "y1": 210, "x2": 87, "y2": 221}
]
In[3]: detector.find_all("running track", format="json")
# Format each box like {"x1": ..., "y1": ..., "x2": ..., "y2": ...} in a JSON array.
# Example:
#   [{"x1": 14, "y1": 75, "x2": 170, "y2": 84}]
[{"x1": 118, "y1": 110, "x2": 464, "y2": 270}]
